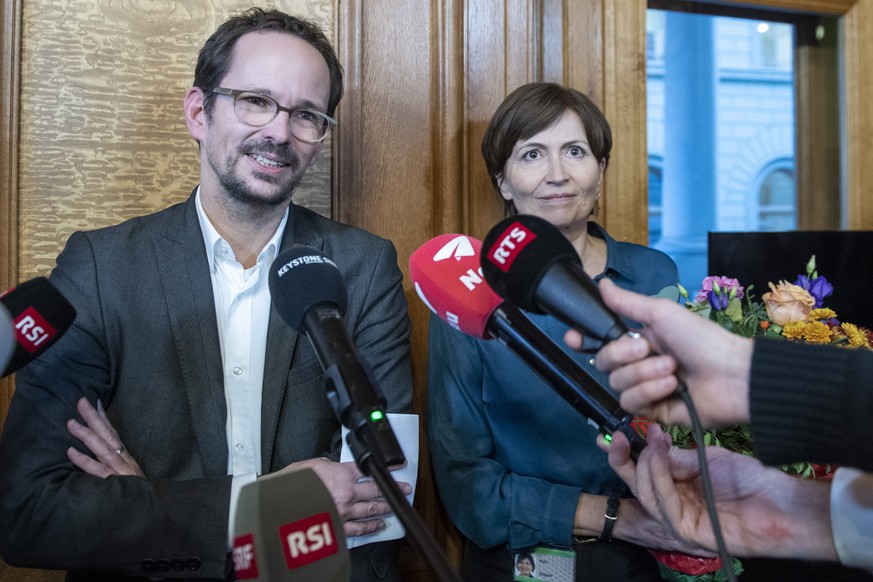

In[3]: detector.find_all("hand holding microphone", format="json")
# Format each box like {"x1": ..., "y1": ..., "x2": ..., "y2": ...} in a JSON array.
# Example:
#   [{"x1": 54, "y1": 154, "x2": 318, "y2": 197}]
[{"x1": 583, "y1": 279, "x2": 754, "y2": 429}]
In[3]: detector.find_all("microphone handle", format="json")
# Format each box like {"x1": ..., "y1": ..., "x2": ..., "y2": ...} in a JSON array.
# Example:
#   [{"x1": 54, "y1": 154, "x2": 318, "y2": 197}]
[
  {"x1": 535, "y1": 261, "x2": 629, "y2": 342},
  {"x1": 303, "y1": 304, "x2": 405, "y2": 467},
  {"x1": 488, "y1": 303, "x2": 646, "y2": 461}
]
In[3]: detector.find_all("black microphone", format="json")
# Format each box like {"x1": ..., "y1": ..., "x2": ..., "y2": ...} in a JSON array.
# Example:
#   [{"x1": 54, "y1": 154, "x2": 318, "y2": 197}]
[
  {"x1": 233, "y1": 468, "x2": 349, "y2": 581},
  {"x1": 1, "y1": 277, "x2": 77, "y2": 377},
  {"x1": 481, "y1": 214, "x2": 630, "y2": 342},
  {"x1": 410, "y1": 234, "x2": 646, "y2": 460},
  {"x1": 268, "y1": 245, "x2": 404, "y2": 468}
]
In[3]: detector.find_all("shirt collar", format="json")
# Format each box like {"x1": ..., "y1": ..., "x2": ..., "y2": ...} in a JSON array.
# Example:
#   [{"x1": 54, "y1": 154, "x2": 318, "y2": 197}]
[
  {"x1": 588, "y1": 221, "x2": 637, "y2": 285},
  {"x1": 194, "y1": 186, "x2": 289, "y2": 271}
]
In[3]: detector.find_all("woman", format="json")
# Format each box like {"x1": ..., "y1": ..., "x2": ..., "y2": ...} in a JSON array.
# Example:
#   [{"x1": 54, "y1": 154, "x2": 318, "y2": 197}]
[
  {"x1": 515, "y1": 553, "x2": 535, "y2": 578},
  {"x1": 428, "y1": 82, "x2": 685, "y2": 581}
]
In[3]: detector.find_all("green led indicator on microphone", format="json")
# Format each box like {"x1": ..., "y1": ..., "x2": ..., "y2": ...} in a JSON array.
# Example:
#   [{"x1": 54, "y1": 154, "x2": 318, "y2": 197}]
[{"x1": 370, "y1": 410, "x2": 384, "y2": 422}]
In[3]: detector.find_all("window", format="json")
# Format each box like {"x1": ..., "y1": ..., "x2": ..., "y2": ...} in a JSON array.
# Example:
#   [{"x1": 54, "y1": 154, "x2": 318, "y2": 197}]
[
  {"x1": 647, "y1": 6, "x2": 798, "y2": 289},
  {"x1": 648, "y1": 164, "x2": 663, "y2": 245},
  {"x1": 757, "y1": 166, "x2": 796, "y2": 230}
]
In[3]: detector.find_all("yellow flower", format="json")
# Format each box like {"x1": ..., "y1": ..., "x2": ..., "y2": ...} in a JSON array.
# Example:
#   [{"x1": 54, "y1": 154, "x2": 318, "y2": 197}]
[
  {"x1": 842, "y1": 323, "x2": 871, "y2": 348},
  {"x1": 782, "y1": 321, "x2": 807, "y2": 340},
  {"x1": 802, "y1": 321, "x2": 833, "y2": 343},
  {"x1": 809, "y1": 308, "x2": 837, "y2": 320},
  {"x1": 762, "y1": 281, "x2": 815, "y2": 326},
  {"x1": 781, "y1": 320, "x2": 831, "y2": 343}
]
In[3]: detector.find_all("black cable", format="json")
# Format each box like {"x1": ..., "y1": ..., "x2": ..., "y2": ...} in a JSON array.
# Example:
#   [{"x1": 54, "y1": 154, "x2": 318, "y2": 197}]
[{"x1": 678, "y1": 386, "x2": 738, "y2": 582}]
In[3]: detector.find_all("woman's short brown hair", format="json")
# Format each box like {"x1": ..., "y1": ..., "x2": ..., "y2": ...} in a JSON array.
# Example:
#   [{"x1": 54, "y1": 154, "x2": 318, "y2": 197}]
[{"x1": 481, "y1": 83, "x2": 612, "y2": 213}]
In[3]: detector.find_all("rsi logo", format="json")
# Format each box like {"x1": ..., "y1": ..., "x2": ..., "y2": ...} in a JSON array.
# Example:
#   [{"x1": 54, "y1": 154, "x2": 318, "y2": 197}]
[
  {"x1": 279, "y1": 512, "x2": 338, "y2": 570},
  {"x1": 232, "y1": 533, "x2": 259, "y2": 579},
  {"x1": 487, "y1": 222, "x2": 536, "y2": 273},
  {"x1": 13, "y1": 307, "x2": 55, "y2": 353}
]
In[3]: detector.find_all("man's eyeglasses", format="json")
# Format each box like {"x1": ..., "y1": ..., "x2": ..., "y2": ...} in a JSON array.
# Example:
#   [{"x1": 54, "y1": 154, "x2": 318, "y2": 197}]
[{"x1": 212, "y1": 88, "x2": 336, "y2": 144}]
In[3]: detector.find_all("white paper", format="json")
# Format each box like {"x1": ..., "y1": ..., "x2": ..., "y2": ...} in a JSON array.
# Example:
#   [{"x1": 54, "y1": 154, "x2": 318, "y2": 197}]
[{"x1": 340, "y1": 413, "x2": 419, "y2": 548}]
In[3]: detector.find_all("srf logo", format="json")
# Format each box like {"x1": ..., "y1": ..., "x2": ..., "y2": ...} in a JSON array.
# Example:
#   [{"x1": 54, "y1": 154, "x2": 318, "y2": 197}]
[
  {"x1": 486, "y1": 222, "x2": 536, "y2": 272},
  {"x1": 232, "y1": 533, "x2": 259, "y2": 579},
  {"x1": 13, "y1": 307, "x2": 55, "y2": 353},
  {"x1": 279, "y1": 512, "x2": 338, "y2": 570}
]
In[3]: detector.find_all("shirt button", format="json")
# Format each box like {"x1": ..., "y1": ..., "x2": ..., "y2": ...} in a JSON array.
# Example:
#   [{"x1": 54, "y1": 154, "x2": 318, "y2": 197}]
[
  {"x1": 235, "y1": 443, "x2": 245, "y2": 452},
  {"x1": 233, "y1": 367, "x2": 243, "y2": 376},
  {"x1": 588, "y1": 357, "x2": 596, "y2": 366}
]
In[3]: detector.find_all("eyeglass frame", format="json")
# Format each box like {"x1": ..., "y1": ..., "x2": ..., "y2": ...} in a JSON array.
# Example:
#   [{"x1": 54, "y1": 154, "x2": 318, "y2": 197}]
[{"x1": 211, "y1": 87, "x2": 337, "y2": 143}]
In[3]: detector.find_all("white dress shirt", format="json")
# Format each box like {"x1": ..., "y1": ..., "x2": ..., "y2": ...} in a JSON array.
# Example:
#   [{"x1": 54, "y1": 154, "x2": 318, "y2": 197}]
[{"x1": 194, "y1": 190, "x2": 288, "y2": 545}]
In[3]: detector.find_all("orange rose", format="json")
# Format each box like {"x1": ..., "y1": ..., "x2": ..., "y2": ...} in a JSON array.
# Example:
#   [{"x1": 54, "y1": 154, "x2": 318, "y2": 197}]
[{"x1": 762, "y1": 280, "x2": 815, "y2": 325}]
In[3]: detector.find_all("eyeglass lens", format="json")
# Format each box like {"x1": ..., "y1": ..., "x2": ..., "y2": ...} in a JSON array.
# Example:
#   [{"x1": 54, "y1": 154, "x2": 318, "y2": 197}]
[{"x1": 233, "y1": 92, "x2": 331, "y2": 142}]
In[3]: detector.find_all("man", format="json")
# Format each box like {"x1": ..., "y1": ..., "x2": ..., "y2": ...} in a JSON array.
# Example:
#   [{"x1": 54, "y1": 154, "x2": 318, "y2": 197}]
[
  {"x1": 0, "y1": 8, "x2": 412, "y2": 581},
  {"x1": 568, "y1": 279, "x2": 873, "y2": 573}
]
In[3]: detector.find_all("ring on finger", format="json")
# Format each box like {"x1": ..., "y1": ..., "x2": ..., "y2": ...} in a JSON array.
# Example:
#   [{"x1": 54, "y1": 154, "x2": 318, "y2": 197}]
[{"x1": 115, "y1": 446, "x2": 125, "y2": 456}]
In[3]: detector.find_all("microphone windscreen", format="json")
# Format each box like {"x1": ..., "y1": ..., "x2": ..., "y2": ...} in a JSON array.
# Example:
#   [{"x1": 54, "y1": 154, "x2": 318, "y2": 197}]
[
  {"x1": 233, "y1": 468, "x2": 349, "y2": 581},
  {"x1": 480, "y1": 215, "x2": 579, "y2": 311},
  {"x1": 1, "y1": 277, "x2": 77, "y2": 377},
  {"x1": 0, "y1": 305, "x2": 13, "y2": 373},
  {"x1": 409, "y1": 234, "x2": 503, "y2": 339},
  {"x1": 268, "y1": 246, "x2": 348, "y2": 332}
]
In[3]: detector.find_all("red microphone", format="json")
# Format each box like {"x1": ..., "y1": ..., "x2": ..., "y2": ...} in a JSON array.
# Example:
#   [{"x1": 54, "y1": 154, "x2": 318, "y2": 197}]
[
  {"x1": 1, "y1": 277, "x2": 77, "y2": 377},
  {"x1": 410, "y1": 234, "x2": 646, "y2": 460},
  {"x1": 409, "y1": 235, "x2": 501, "y2": 339}
]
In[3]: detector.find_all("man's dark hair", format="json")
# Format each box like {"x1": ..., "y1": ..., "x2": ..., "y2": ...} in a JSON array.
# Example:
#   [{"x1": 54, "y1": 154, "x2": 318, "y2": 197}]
[{"x1": 194, "y1": 8, "x2": 343, "y2": 116}]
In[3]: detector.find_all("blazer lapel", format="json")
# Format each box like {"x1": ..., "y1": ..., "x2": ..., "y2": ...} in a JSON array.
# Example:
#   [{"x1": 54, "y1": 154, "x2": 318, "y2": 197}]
[
  {"x1": 260, "y1": 206, "x2": 324, "y2": 472},
  {"x1": 152, "y1": 193, "x2": 228, "y2": 475}
]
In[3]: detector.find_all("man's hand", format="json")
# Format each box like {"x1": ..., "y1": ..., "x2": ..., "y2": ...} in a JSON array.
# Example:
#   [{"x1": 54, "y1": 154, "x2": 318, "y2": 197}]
[
  {"x1": 66, "y1": 397, "x2": 145, "y2": 478},
  {"x1": 282, "y1": 457, "x2": 412, "y2": 538},
  {"x1": 602, "y1": 425, "x2": 837, "y2": 561},
  {"x1": 567, "y1": 279, "x2": 753, "y2": 428}
]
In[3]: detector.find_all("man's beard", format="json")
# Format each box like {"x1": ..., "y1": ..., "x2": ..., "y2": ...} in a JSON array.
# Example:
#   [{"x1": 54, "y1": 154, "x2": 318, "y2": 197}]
[{"x1": 213, "y1": 141, "x2": 304, "y2": 208}]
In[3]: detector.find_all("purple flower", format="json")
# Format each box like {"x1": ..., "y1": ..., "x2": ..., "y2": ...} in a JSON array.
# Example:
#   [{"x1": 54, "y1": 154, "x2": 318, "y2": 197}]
[
  {"x1": 694, "y1": 276, "x2": 745, "y2": 308},
  {"x1": 706, "y1": 289, "x2": 730, "y2": 311},
  {"x1": 794, "y1": 274, "x2": 833, "y2": 308}
]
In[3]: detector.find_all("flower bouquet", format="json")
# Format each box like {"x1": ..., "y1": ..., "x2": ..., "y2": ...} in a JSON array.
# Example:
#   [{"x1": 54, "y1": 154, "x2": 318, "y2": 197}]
[{"x1": 642, "y1": 256, "x2": 873, "y2": 581}]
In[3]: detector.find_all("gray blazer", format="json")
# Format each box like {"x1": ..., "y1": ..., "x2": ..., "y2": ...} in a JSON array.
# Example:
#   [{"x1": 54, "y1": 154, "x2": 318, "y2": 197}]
[{"x1": 0, "y1": 192, "x2": 413, "y2": 581}]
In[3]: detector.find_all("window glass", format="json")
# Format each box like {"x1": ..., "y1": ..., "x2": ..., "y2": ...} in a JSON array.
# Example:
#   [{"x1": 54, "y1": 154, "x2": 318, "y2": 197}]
[{"x1": 646, "y1": 8, "x2": 795, "y2": 290}]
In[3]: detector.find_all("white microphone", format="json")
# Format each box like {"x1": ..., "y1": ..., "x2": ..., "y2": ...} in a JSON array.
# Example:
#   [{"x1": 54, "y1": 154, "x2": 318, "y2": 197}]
[{"x1": 232, "y1": 468, "x2": 349, "y2": 581}]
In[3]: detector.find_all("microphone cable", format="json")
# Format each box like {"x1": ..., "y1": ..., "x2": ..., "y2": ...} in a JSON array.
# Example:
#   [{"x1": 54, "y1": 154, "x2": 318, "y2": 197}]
[{"x1": 675, "y1": 383, "x2": 737, "y2": 582}]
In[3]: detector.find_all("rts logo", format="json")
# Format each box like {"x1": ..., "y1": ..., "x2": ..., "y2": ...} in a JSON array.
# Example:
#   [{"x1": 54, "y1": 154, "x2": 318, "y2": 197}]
[
  {"x1": 13, "y1": 307, "x2": 55, "y2": 353},
  {"x1": 232, "y1": 533, "x2": 259, "y2": 579},
  {"x1": 487, "y1": 222, "x2": 536, "y2": 272},
  {"x1": 280, "y1": 512, "x2": 338, "y2": 570}
]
